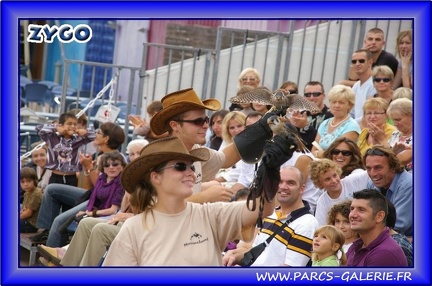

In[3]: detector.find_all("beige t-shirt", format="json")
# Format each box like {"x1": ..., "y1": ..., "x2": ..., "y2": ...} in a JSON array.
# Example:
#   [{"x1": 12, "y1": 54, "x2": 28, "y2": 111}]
[
  {"x1": 192, "y1": 145, "x2": 225, "y2": 193},
  {"x1": 103, "y1": 201, "x2": 248, "y2": 266}
]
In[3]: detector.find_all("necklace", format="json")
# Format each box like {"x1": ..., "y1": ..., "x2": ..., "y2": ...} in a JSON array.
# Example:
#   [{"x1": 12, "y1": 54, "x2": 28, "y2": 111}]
[{"x1": 330, "y1": 114, "x2": 350, "y2": 128}]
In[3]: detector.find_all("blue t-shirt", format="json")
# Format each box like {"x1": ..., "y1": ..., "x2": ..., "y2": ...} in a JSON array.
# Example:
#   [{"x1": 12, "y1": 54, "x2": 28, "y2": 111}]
[{"x1": 317, "y1": 117, "x2": 360, "y2": 150}]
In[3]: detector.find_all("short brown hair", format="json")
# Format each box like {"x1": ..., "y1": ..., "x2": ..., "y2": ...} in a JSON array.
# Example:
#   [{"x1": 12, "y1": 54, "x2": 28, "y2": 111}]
[
  {"x1": 363, "y1": 146, "x2": 404, "y2": 173},
  {"x1": 20, "y1": 167, "x2": 38, "y2": 187},
  {"x1": 146, "y1": 100, "x2": 163, "y2": 117}
]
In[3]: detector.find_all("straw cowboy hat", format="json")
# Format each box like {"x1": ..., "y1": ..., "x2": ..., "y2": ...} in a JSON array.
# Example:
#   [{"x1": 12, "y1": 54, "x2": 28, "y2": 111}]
[
  {"x1": 150, "y1": 88, "x2": 221, "y2": 135},
  {"x1": 121, "y1": 137, "x2": 209, "y2": 193}
]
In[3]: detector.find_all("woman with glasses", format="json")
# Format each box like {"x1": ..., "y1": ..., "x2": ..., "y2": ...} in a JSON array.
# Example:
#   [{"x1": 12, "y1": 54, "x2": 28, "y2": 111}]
[
  {"x1": 34, "y1": 151, "x2": 126, "y2": 249},
  {"x1": 322, "y1": 137, "x2": 365, "y2": 179},
  {"x1": 357, "y1": 98, "x2": 396, "y2": 155},
  {"x1": 311, "y1": 85, "x2": 361, "y2": 157},
  {"x1": 103, "y1": 137, "x2": 284, "y2": 266},
  {"x1": 371, "y1": 65, "x2": 395, "y2": 105},
  {"x1": 229, "y1": 68, "x2": 261, "y2": 112}
]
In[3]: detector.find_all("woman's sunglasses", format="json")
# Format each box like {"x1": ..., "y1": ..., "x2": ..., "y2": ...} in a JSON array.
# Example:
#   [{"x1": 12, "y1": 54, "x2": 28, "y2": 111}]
[
  {"x1": 159, "y1": 162, "x2": 196, "y2": 172},
  {"x1": 331, "y1": 149, "x2": 353, "y2": 156},
  {"x1": 103, "y1": 162, "x2": 121, "y2": 168},
  {"x1": 176, "y1": 116, "x2": 210, "y2": 126},
  {"x1": 373, "y1": 77, "x2": 391, "y2": 83}
]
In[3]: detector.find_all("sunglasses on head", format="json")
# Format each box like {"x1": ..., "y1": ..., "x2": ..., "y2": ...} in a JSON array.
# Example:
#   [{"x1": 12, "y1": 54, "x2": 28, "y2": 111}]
[
  {"x1": 373, "y1": 77, "x2": 391, "y2": 83},
  {"x1": 351, "y1": 59, "x2": 366, "y2": 64},
  {"x1": 366, "y1": 148, "x2": 385, "y2": 156},
  {"x1": 331, "y1": 149, "x2": 353, "y2": 156},
  {"x1": 304, "y1": 92, "x2": 322, "y2": 98},
  {"x1": 159, "y1": 162, "x2": 196, "y2": 172},
  {"x1": 176, "y1": 116, "x2": 210, "y2": 126},
  {"x1": 103, "y1": 162, "x2": 121, "y2": 168}
]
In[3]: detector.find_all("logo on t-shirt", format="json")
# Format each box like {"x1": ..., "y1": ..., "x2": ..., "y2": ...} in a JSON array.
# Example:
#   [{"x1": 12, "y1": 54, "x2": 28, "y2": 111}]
[{"x1": 184, "y1": 232, "x2": 208, "y2": 247}]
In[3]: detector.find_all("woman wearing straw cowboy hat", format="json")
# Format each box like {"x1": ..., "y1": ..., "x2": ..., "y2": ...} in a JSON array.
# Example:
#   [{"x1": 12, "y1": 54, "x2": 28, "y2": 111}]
[
  {"x1": 147, "y1": 88, "x2": 281, "y2": 203},
  {"x1": 103, "y1": 136, "x2": 293, "y2": 265}
]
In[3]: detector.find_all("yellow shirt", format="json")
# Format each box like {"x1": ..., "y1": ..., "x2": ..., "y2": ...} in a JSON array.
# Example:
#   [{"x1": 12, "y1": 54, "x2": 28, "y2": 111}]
[{"x1": 358, "y1": 123, "x2": 396, "y2": 155}]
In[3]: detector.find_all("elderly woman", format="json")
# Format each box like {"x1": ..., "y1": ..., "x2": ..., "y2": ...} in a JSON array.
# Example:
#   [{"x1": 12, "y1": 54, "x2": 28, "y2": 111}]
[
  {"x1": 311, "y1": 85, "x2": 361, "y2": 157},
  {"x1": 102, "y1": 137, "x2": 291, "y2": 266},
  {"x1": 357, "y1": 97, "x2": 396, "y2": 155},
  {"x1": 375, "y1": 98, "x2": 412, "y2": 172},
  {"x1": 323, "y1": 137, "x2": 365, "y2": 179},
  {"x1": 238, "y1": 67, "x2": 261, "y2": 88},
  {"x1": 126, "y1": 138, "x2": 149, "y2": 162}
]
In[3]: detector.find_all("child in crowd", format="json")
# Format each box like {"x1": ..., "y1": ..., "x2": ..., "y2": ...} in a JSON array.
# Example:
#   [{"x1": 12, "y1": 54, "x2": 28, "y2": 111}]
[
  {"x1": 327, "y1": 200, "x2": 358, "y2": 253},
  {"x1": 20, "y1": 167, "x2": 43, "y2": 233},
  {"x1": 36, "y1": 112, "x2": 95, "y2": 186},
  {"x1": 312, "y1": 225, "x2": 346, "y2": 266}
]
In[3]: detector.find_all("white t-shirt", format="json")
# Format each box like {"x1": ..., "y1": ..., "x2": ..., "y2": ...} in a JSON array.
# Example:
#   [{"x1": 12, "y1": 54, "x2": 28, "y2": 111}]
[
  {"x1": 314, "y1": 171, "x2": 369, "y2": 226},
  {"x1": 351, "y1": 76, "x2": 377, "y2": 120},
  {"x1": 103, "y1": 201, "x2": 249, "y2": 266}
]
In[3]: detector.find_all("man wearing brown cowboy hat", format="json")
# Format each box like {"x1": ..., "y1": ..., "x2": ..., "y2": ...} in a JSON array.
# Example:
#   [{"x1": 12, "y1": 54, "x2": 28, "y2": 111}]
[{"x1": 149, "y1": 88, "x2": 277, "y2": 203}]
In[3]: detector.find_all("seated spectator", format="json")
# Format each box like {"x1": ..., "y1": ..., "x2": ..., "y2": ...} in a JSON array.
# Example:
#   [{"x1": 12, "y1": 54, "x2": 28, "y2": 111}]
[
  {"x1": 126, "y1": 138, "x2": 149, "y2": 162},
  {"x1": 311, "y1": 85, "x2": 361, "y2": 157},
  {"x1": 392, "y1": 29, "x2": 412, "y2": 89},
  {"x1": 385, "y1": 199, "x2": 413, "y2": 266},
  {"x1": 29, "y1": 122, "x2": 126, "y2": 243},
  {"x1": 207, "y1": 109, "x2": 229, "y2": 150},
  {"x1": 20, "y1": 167, "x2": 43, "y2": 233},
  {"x1": 229, "y1": 68, "x2": 261, "y2": 111},
  {"x1": 392, "y1": 87, "x2": 412, "y2": 101},
  {"x1": 347, "y1": 189, "x2": 408, "y2": 266},
  {"x1": 358, "y1": 98, "x2": 396, "y2": 154},
  {"x1": 128, "y1": 100, "x2": 168, "y2": 142},
  {"x1": 375, "y1": 98, "x2": 412, "y2": 172},
  {"x1": 370, "y1": 65, "x2": 395, "y2": 104},
  {"x1": 289, "y1": 81, "x2": 333, "y2": 151},
  {"x1": 26, "y1": 142, "x2": 52, "y2": 192},
  {"x1": 322, "y1": 137, "x2": 365, "y2": 178},
  {"x1": 223, "y1": 167, "x2": 319, "y2": 267},
  {"x1": 308, "y1": 159, "x2": 368, "y2": 226},
  {"x1": 327, "y1": 200, "x2": 358, "y2": 253},
  {"x1": 279, "y1": 80, "x2": 298, "y2": 94},
  {"x1": 312, "y1": 225, "x2": 346, "y2": 266}
]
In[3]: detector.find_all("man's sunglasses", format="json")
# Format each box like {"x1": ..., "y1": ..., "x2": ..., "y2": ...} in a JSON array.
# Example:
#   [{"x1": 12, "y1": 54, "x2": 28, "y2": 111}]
[
  {"x1": 366, "y1": 148, "x2": 385, "y2": 156},
  {"x1": 304, "y1": 92, "x2": 322, "y2": 98},
  {"x1": 176, "y1": 116, "x2": 210, "y2": 126},
  {"x1": 351, "y1": 59, "x2": 366, "y2": 64},
  {"x1": 159, "y1": 162, "x2": 196, "y2": 172},
  {"x1": 331, "y1": 149, "x2": 353, "y2": 156}
]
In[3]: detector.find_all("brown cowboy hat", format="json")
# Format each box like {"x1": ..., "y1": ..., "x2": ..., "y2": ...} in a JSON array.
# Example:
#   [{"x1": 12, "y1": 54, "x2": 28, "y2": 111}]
[
  {"x1": 121, "y1": 137, "x2": 209, "y2": 194},
  {"x1": 150, "y1": 88, "x2": 221, "y2": 135}
]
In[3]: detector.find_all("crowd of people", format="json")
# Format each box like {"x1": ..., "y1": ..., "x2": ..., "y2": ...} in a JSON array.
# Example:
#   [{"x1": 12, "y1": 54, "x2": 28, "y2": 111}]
[{"x1": 19, "y1": 27, "x2": 413, "y2": 268}]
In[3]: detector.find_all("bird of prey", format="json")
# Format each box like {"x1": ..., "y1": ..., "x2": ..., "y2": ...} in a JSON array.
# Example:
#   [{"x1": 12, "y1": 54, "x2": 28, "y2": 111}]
[
  {"x1": 229, "y1": 86, "x2": 321, "y2": 115},
  {"x1": 267, "y1": 114, "x2": 309, "y2": 152}
]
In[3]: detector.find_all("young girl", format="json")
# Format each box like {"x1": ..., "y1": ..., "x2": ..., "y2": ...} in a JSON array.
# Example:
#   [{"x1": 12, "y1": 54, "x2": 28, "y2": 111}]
[
  {"x1": 327, "y1": 200, "x2": 358, "y2": 253},
  {"x1": 20, "y1": 167, "x2": 43, "y2": 233},
  {"x1": 36, "y1": 111, "x2": 95, "y2": 186},
  {"x1": 312, "y1": 225, "x2": 346, "y2": 266}
]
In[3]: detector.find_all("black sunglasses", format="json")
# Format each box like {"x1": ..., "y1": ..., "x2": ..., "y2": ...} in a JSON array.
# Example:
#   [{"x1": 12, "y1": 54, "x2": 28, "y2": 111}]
[
  {"x1": 366, "y1": 148, "x2": 385, "y2": 156},
  {"x1": 176, "y1": 116, "x2": 210, "y2": 126},
  {"x1": 351, "y1": 59, "x2": 366, "y2": 64},
  {"x1": 331, "y1": 149, "x2": 353, "y2": 156},
  {"x1": 288, "y1": 90, "x2": 298, "y2": 94},
  {"x1": 103, "y1": 162, "x2": 121, "y2": 168},
  {"x1": 373, "y1": 77, "x2": 391, "y2": 83},
  {"x1": 304, "y1": 92, "x2": 322, "y2": 98},
  {"x1": 159, "y1": 162, "x2": 196, "y2": 172}
]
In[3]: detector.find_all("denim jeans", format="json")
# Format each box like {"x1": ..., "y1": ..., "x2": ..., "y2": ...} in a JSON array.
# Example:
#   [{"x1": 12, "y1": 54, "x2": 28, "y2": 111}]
[
  {"x1": 36, "y1": 183, "x2": 86, "y2": 230},
  {"x1": 46, "y1": 201, "x2": 88, "y2": 247}
]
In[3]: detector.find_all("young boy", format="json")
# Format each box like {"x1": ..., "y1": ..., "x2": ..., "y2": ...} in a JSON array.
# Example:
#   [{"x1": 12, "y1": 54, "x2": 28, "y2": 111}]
[
  {"x1": 20, "y1": 167, "x2": 43, "y2": 233},
  {"x1": 36, "y1": 112, "x2": 95, "y2": 186}
]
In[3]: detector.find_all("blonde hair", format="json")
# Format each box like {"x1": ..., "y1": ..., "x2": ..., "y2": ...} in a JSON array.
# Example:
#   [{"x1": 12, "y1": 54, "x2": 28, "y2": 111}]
[
  {"x1": 372, "y1": 65, "x2": 394, "y2": 81},
  {"x1": 312, "y1": 225, "x2": 347, "y2": 266},
  {"x1": 238, "y1": 68, "x2": 261, "y2": 86},
  {"x1": 327, "y1": 85, "x2": 355, "y2": 109},
  {"x1": 221, "y1": 111, "x2": 246, "y2": 144},
  {"x1": 387, "y1": 98, "x2": 412, "y2": 118},
  {"x1": 308, "y1": 159, "x2": 342, "y2": 189},
  {"x1": 363, "y1": 97, "x2": 389, "y2": 114},
  {"x1": 395, "y1": 29, "x2": 412, "y2": 59},
  {"x1": 393, "y1": 87, "x2": 412, "y2": 101}
]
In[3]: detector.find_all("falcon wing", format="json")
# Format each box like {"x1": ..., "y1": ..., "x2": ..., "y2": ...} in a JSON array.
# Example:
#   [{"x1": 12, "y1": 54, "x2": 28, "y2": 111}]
[
  {"x1": 287, "y1": 94, "x2": 321, "y2": 114},
  {"x1": 229, "y1": 86, "x2": 273, "y2": 105}
]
